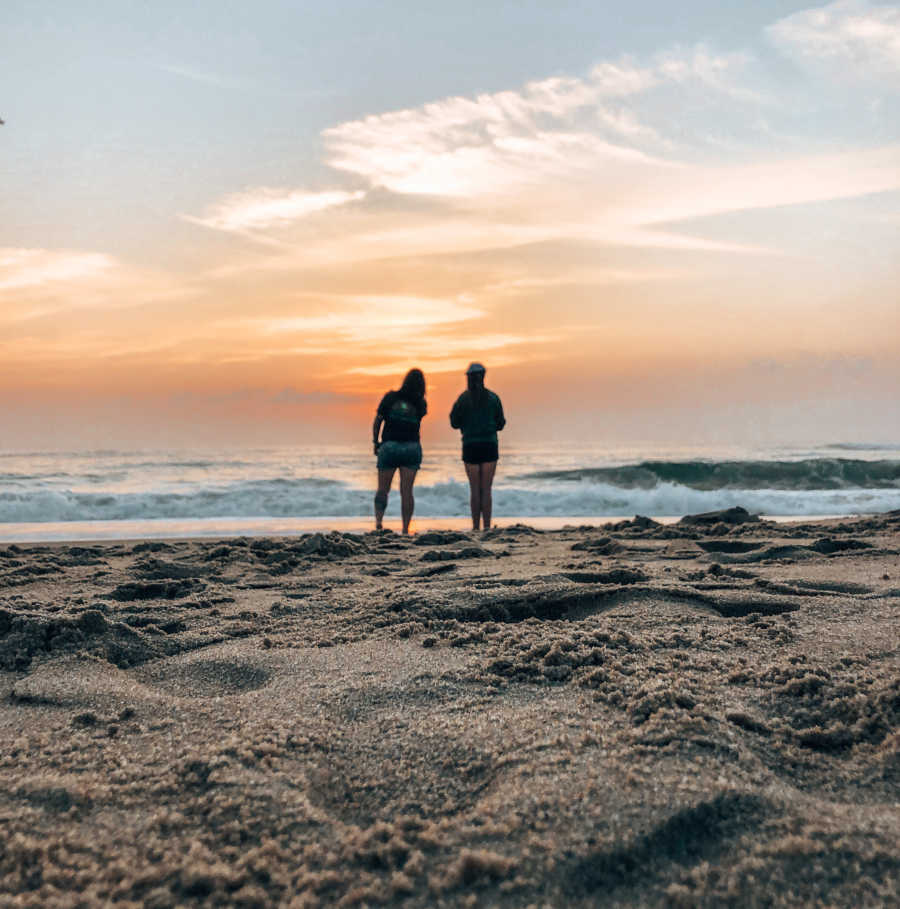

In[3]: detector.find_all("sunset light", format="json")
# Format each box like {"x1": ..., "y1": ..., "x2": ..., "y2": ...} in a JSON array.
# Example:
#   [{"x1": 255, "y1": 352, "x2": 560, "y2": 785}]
[
  {"x1": 3, "y1": 6, "x2": 900, "y2": 904},
  {"x1": 0, "y1": 2, "x2": 900, "y2": 447},
  {"x1": 3, "y1": 0, "x2": 899, "y2": 450}
]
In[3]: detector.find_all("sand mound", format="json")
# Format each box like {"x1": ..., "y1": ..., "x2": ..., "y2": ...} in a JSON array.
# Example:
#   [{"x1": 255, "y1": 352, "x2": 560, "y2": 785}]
[
  {"x1": 561, "y1": 568, "x2": 648, "y2": 584},
  {"x1": 421, "y1": 545, "x2": 492, "y2": 562},
  {"x1": 294, "y1": 532, "x2": 368, "y2": 558},
  {"x1": 0, "y1": 606, "x2": 163, "y2": 670},
  {"x1": 680, "y1": 506, "x2": 760, "y2": 526},
  {"x1": 697, "y1": 539, "x2": 765, "y2": 554},
  {"x1": 571, "y1": 535, "x2": 625, "y2": 554},
  {"x1": 603, "y1": 515, "x2": 662, "y2": 532},
  {"x1": 413, "y1": 531, "x2": 472, "y2": 546},
  {"x1": 134, "y1": 558, "x2": 213, "y2": 580},
  {"x1": 481, "y1": 523, "x2": 542, "y2": 540},
  {"x1": 108, "y1": 579, "x2": 205, "y2": 601}
]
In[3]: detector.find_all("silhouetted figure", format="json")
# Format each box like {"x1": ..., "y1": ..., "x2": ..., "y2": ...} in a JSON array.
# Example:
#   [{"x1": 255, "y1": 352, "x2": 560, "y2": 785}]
[
  {"x1": 372, "y1": 369, "x2": 427, "y2": 534},
  {"x1": 450, "y1": 363, "x2": 506, "y2": 531}
]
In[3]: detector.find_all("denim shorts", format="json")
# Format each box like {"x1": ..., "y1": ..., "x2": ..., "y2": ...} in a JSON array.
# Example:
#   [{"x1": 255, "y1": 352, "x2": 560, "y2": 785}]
[{"x1": 377, "y1": 441, "x2": 422, "y2": 470}]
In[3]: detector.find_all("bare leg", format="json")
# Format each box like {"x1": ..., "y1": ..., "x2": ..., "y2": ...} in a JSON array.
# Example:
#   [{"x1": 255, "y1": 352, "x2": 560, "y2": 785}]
[
  {"x1": 479, "y1": 460, "x2": 497, "y2": 530},
  {"x1": 464, "y1": 462, "x2": 482, "y2": 530},
  {"x1": 398, "y1": 466, "x2": 417, "y2": 534},
  {"x1": 374, "y1": 468, "x2": 396, "y2": 530}
]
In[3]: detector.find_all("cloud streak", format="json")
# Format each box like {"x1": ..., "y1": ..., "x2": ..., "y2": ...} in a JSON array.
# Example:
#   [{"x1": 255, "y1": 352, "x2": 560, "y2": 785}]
[
  {"x1": 258, "y1": 295, "x2": 484, "y2": 340},
  {"x1": 158, "y1": 63, "x2": 250, "y2": 89},
  {"x1": 0, "y1": 247, "x2": 198, "y2": 325},
  {"x1": 185, "y1": 188, "x2": 366, "y2": 235},
  {"x1": 223, "y1": 294, "x2": 551, "y2": 374},
  {"x1": 0, "y1": 249, "x2": 114, "y2": 293}
]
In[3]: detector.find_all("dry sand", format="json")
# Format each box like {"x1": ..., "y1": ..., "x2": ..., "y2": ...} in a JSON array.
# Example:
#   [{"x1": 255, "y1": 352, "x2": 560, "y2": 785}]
[{"x1": 1, "y1": 509, "x2": 898, "y2": 907}]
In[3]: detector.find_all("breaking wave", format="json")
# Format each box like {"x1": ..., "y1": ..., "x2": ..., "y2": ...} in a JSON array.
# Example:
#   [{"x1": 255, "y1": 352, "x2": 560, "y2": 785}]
[
  {"x1": 2, "y1": 457, "x2": 900, "y2": 523},
  {"x1": 515, "y1": 459, "x2": 900, "y2": 491}
]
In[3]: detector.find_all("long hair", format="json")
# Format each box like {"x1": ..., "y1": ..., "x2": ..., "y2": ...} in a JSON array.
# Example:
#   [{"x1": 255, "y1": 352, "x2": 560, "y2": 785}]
[
  {"x1": 467, "y1": 370, "x2": 485, "y2": 404},
  {"x1": 399, "y1": 368, "x2": 426, "y2": 403}
]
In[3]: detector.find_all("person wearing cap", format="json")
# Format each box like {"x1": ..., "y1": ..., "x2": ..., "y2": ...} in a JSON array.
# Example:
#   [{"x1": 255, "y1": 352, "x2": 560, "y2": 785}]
[{"x1": 449, "y1": 363, "x2": 506, "y2": 531}]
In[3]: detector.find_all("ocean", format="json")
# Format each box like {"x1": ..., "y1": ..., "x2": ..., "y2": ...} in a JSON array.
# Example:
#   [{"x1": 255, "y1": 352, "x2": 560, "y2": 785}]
[{"x1": 1, "y1": 442, "x2": 899, "y2": 542}]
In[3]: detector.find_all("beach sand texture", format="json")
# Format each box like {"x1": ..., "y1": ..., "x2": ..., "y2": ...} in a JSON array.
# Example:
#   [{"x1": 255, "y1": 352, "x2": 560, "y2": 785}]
[{"x1": 1, "y1": 510, "x2": 899, "y2": 907}]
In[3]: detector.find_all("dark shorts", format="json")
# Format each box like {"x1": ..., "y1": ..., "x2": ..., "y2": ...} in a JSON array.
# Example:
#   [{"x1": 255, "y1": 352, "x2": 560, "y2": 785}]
[
  {"x1": 462, "y1": 441, "x2": 499, "y2": 464},
  {"x1": 377, "y1": 441, "x2": 422, "y2": 470}
]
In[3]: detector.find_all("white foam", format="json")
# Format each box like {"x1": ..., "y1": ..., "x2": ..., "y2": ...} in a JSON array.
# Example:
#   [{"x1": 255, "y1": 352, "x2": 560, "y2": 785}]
[
  {"x1": 2, "y1": 446, "x2": 899, "y2": 529},
  {"x1": 1, "y1": 475, "x2": 899, "y2": 524}
]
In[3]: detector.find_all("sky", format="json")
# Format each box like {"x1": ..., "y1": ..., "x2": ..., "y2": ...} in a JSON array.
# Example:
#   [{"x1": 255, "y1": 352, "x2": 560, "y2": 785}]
[{"x1": 2, "y1": 0, "x2": 899, "y2": 451}]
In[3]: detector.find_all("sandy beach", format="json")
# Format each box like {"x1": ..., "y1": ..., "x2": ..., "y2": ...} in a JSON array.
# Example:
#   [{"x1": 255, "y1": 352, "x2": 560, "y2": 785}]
[{"x1": 1, "y1": 508, "x2": 898, "y2": 907}]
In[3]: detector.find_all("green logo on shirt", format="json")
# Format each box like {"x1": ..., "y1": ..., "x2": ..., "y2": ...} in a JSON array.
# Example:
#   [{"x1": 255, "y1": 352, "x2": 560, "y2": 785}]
[{"x1": 391, "y1": 400, "x2": 416, "y2": 422}]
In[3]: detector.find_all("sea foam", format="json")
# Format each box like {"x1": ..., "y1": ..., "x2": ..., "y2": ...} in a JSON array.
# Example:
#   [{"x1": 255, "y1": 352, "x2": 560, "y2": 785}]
[{"x1": 2, "y1": 461, "x2": 900, "y2": 523}]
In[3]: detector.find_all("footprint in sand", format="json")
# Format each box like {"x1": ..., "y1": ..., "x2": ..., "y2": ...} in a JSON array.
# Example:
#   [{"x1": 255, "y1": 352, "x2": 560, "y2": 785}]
[{"x1": 137, "y1": 656, "x2": 272, "y2": 698}]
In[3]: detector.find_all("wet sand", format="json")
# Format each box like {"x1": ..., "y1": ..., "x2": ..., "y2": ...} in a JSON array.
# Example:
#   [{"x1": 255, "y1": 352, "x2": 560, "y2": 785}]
[{"x1": 1, "y1": 510, "x2": 898, "y2": 907}]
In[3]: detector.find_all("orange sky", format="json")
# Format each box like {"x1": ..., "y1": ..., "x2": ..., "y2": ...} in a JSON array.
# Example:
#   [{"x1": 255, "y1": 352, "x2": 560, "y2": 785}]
[{"x1": 3, "y1": 2, "x2": 900, "y2": 449}]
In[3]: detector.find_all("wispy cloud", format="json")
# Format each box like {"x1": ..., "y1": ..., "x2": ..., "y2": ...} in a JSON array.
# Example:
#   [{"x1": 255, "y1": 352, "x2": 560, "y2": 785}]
[
  {"x1": 0, "y1": 247, "x2": 197, "y2": 324},
  {"x1": 257, "y1": 295, "x2": 484, "y2": 341},
  {"x1": 272, "y1": 388, "x2": 366, "y2": 405},
  {"x1": 226, "y1": 294, "x2": 550, "y2": 374},
  {"x1": 768, "y1": 0, "x2": 900, "y2": 75},
  {"x1": 619, "y1": 145, "x2": 900, "y2": 228},
  {"x1": 158, "y1": 63, "x2": 249, "y2": 90},
  {"x1": 589, "y1": 61, "x2": 659, "y2": 96},
  {"x1": 325, "y1": 116, "x2": 673, "y2": 198},
  {"x1": 344, "y1": 351, "x2": 530, "y2": 377},
  {"x1": 654, "y1": 45, "x2": 761, "y2": 100},
  {"x1": 184, "y1": 188, "x2": 366, "y2": 235},
  {"x1": 0, "y1": 248, "x2": 114, "y2": 292}
]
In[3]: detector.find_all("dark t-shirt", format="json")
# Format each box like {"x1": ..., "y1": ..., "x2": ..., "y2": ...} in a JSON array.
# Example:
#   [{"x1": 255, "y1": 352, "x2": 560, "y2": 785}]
[{"x1": 378, "y1": 391, "x2": 427, "y2": 443}]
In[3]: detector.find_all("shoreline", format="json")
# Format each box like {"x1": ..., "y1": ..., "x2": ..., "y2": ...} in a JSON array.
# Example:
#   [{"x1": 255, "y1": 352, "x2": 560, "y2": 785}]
[{"x1": 0, "y1": 511, "x2": 865, "y2": 543}]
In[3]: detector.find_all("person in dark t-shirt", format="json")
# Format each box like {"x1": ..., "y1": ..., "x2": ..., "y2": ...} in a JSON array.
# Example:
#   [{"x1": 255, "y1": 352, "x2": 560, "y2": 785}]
[
  {"x1": 372, "y1": 368, "x2": 427, "y2": 533},
  {"x1": 450, "y1": 362, "x2": 505, "y2": 531}
]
